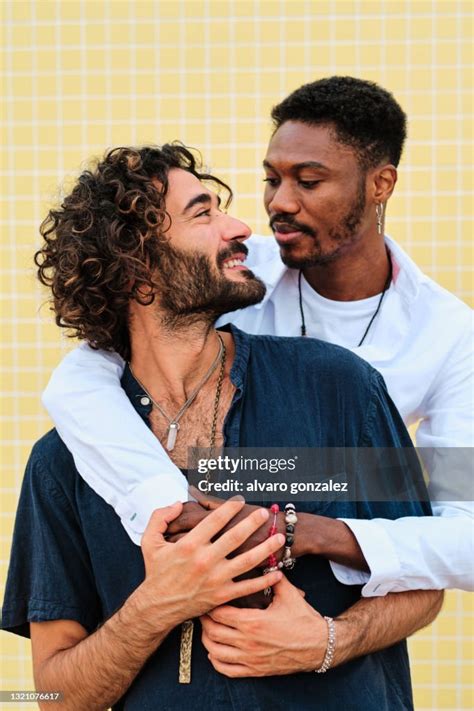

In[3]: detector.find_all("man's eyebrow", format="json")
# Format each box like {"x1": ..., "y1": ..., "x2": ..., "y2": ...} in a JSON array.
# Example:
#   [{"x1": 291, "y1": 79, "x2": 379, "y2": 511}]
[
  {"x1": 262, "y1": 159, "x2": 329, "y2": 171},
  {"x1": 182, "y1": 193, "x2": 211, "y2": 214},
  {"x1": 294, "y1": 160, "x2": 329, "y2": 171},
  {"x1": 182, "y1": 192, "x2": 221, "y2": 215}
]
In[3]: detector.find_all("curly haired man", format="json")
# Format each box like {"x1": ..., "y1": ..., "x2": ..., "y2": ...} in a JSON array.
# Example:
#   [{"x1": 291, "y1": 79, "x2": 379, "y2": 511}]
[{"x1": 2, "y1": 141, "x2": 441, "y2": 710}]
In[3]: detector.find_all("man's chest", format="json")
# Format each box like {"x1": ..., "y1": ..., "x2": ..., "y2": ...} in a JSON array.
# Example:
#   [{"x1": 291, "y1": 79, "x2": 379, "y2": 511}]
[{"x1": 148, "y1": 380, "x2": 236, "y2": 467}]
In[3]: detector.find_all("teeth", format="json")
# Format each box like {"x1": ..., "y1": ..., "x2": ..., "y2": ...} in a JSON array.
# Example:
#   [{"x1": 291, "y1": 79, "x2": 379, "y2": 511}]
[{"x1": 224, "y1": 258, "x2": 244, "y2": 269}]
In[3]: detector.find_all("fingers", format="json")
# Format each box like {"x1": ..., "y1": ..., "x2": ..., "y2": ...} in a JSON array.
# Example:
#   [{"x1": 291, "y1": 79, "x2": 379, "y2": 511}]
[
  {"x1": 207, "y1": 657, "x2": 249, "y2": 678},
  {"x1": 186, "y1": 497, "x2": 246, "y2": 544},
  {"x1": 166, "y1": 502, "x2": 207, "y2": 534},
  {"x1": 271, "y1": 574, "x2": 304, "y2": 599},
  {"x1": 220, "y1": 568, "x2": 282, "y2": 602},
  {"x1": 141, "y1": 502, "x2": 183, "y2": 548},
  {"x1": 226, "y1": 531, "x2": 285, "y2": 577},
  {"x1": 212, "y1": 506, "x2": 271, "y2": 558},
  {"x1": 207, "y1": 605, "x2": 243, "y2": 627},
  {"x1": 202, "y1": 635, "x2": 241, "y2": 663},
  {"x1": 200, "y1": 614, "x2": 241, "y2": 646},
  {"x1": 189, "y1": 485, "x2": 223, "y2": 510}
]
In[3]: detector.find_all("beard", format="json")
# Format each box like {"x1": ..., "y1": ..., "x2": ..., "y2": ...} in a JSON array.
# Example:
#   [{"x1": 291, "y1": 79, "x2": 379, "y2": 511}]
[
  {"x1": 273, "y1": 178, "x2": 367, "y2": 269},
  {"x1": 155, "y1": 241, "x2": 266, "y2": 328}
]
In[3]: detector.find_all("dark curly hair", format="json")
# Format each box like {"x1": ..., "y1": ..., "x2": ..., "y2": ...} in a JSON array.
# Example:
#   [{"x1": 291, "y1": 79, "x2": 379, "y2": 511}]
[
  {"x1": 35, "y1": 144, "x2": 232, "y2": 359},
  {"x1": 271, "y1": 76, "x2": 407, "y2": 168}
]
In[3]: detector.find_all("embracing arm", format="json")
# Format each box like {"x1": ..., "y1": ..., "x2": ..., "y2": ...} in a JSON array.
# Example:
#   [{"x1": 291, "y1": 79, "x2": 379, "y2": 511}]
[
  {"x1": 42, "y1": 344, "x2": 188, "y2": 542},
  {"x1": 44, "y1": 343, "x2": 473, "y2": 589},
  {"x1": 328, "y1": 509, "x2": 474, "y2": 595},
  {"x1": 334, "y1": 587, "x2": 443, "y2": 665},
  {"x1": 326, "y1": 330, "x2": 474, "y2": 595},
  {"x1": 290, "y1": 505, "x2": 474, "y2": 595},
  {"x1": 201, "y1": 576, "x2": 443, "y2": 678}
]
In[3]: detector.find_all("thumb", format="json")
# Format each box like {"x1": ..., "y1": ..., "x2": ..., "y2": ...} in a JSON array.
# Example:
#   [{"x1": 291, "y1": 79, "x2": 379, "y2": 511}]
[
  {"x1": 272, "y1": 574, "x2": 306, "y2": 600},
  {"x1": 142, "y1": 501, "x2": 184, "y2": 548}
]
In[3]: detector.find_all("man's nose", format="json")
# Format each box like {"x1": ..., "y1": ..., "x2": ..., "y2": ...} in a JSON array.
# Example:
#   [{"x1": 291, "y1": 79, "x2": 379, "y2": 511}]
[
  {"x1": 266, "y1": 183, "x2": 299, "y2": 215},
  {"x1": 222, "y1": 214, "x2": 252, "y2": 242}
]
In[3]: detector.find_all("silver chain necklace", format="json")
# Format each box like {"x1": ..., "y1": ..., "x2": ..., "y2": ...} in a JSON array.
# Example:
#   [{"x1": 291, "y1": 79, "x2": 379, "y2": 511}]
[{"x1": 129, "y1": 332, "x2": 226, "y2": 451}]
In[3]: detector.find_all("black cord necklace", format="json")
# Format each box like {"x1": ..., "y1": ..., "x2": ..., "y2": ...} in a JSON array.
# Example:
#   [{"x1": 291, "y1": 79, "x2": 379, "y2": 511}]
[{"x1": 298, "y1": 257, "x2": 393, "y2": 346}]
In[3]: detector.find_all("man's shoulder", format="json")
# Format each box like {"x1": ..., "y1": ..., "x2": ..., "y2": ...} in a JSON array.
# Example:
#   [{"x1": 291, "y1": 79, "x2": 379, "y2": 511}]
[
  {"x1": 27, "y1": 429, "x2": 77, "y2": 492},
  {"x1": 417, "y1": 273, "x2": 472, "y2": 321},
  {"x1": 31, "y1": 427, "x2": 73, "y2": 459},
  {"x1": 244, "y1": 329, "x2": 378, "y2": 383},
  {"x1": 389, "y1": 236, "x2": 472, "y2": 322}
]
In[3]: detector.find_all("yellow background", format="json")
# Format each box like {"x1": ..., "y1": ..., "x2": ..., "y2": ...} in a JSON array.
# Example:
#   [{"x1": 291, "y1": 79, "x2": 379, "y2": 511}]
[{"x1": 1, "y1": 1, "x2": 472, "y2": 709}]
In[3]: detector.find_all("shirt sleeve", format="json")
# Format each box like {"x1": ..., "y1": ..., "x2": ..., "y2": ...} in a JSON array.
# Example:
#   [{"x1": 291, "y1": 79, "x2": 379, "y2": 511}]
[
  {"x1": 1, "y1": 444, "x2": 102, "y2": 637},
  {"x1": 415, "y1": 306, "x2": 473, "y2": 448},
  {"x1": 334, "y1": 505, "x2": 474, "y2": 596},
  {"x1": 42, "y1": 343, "x2": 189, "y2": 544},
  {"x1": 329, "y1": 370, "x2": 474, "y2": 595}
]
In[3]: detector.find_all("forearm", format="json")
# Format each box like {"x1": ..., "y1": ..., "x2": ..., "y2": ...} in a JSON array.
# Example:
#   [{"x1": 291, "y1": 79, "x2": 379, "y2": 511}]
[
  {"x1": 42, "y1": 344, "x2": 188, "y2": 540},
  {"x1": 36, "y1": 586, "x2": 175, "y2": 711},
  {"x1": 296, "y1": 513, "x2": 369, "y2": 571},
  {"x1": 306, "y1": 510, "x2": 474, "y2": 596},
  {"x1": 332, "y1": 588, "x2": 444, "y2": 667}
]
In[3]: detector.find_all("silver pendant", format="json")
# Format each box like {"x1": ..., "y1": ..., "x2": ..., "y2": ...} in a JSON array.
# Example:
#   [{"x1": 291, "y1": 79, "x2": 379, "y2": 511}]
[{"x1": 167, "y1": 422, "x2": 179, "y2": 450}]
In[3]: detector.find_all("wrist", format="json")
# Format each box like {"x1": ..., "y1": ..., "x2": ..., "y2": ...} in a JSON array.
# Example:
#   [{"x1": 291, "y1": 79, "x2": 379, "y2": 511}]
[
  {"x1": 271, "y1": 506, "x2": 299, "y2": 566},
  {"x1": 293, "y1": 512, "x2": 315, "y2": 557},
  {"x1": 298, "y1": 516, "x2": 367, "y2": 571},
  {"x1": 330, "y1": 616, "x2": 355, "y2": 668},
  {"x1": 314, "y1": 616, "x2": 336, "y2": 673},
  {"x1": 130, "y1": 582, "x2": 180, "y2": 638},
  {"x1": 305, "y1": 610, "x2": 328, "y2": 672}
]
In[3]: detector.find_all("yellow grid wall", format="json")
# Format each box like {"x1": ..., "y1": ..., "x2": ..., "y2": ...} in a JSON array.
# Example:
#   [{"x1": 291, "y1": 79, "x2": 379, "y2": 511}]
[{"x1": 1, "y1": 1, "x2": 472, "y2": 709}]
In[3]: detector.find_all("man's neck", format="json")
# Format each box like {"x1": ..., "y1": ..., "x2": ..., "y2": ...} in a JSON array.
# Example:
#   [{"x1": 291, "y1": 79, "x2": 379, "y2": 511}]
[
  {"x1": 302, "y1": 237, "x2": 390, "y2": 302},
  {"x1": 129, "y1": 316, "x2": 234, "y2": 405}
]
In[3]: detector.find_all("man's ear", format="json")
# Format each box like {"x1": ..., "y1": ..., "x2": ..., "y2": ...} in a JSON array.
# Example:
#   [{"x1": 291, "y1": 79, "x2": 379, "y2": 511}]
[{"x1": 369, "y1": 164, "x2": 398, "y2": 204}]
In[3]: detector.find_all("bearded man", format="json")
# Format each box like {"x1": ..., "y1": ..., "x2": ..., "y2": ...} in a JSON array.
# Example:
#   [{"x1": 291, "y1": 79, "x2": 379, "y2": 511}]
[{"x1": 2, "y1": 144, "x2": 441, "y2": 710}]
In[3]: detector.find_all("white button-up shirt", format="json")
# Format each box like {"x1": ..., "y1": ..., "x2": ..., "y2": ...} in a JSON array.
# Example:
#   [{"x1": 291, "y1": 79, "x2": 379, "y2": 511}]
[{"x1": 42, "y1": 235, "x2": 474, "y2": 595}]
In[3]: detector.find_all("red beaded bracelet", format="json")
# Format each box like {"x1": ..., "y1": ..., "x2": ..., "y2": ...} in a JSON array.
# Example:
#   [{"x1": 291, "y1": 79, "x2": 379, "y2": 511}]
[{"x1": 263, "y1": 504, "x2": 297, "y2": 596}]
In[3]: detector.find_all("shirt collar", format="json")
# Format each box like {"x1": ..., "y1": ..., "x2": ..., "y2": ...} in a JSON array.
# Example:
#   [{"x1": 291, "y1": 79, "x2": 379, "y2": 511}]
[
  {"x1": 121, "y1": 365, "x2": 153, "y2": 422},
  {"x1": 249, "y1": 233, "x2": 425, "y2": 310},
  {"x1": 224, "y1": 323, "x2": 251, "y2": 390},
  {"x1": 384, "y1": 235, "x2": 426, "y2": 303},
  {"x1": 120, "y1": 323, "x2": 252, "y2": 413}
]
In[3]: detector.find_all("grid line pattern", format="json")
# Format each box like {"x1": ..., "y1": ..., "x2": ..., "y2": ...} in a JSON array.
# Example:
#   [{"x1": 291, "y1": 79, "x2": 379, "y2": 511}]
[{"x1": 1, "y1": 2, "x2": 472, "y2": 709}]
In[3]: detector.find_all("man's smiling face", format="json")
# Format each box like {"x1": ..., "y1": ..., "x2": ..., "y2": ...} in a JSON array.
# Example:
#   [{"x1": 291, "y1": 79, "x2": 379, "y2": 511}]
[
  {"x1": 151, "y1": 168, "x2": 266, "y2": 320},
  {"x1": 263, "y1": 121, "x2": 373, "y2": 268}
]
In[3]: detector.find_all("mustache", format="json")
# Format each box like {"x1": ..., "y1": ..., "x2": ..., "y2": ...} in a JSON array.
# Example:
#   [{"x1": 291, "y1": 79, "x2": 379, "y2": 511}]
[
  {"x1": 269, "y1": 214, "x2": 315, "y2": 236},
  {"x1": 217, "y1": 241, "x2": 249, "y2": 268}
]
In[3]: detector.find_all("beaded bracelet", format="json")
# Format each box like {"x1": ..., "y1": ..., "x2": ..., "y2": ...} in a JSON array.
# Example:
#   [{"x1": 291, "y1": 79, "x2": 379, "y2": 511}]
[
  {"x1": 263, "y1": 503, "x2": 297, "y2": 592},
  {"x1": 315, "y1": 616, "x2": 336, "y2": 673},
  {"x1": 263, "y1": 504, "x2": 281, "y2": 591},
  {"x1": 282, "y1": 503, "x2": 297, "y2": 570}
]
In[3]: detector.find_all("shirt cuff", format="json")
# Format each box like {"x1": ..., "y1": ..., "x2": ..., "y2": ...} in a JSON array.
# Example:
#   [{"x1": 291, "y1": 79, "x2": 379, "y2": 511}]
[
  {"x1": 329, "y1": 518, "x2": 402, "y2": 597},
  {"x1": 120, "y1": 474, "x2": 190, "y2": 545}
]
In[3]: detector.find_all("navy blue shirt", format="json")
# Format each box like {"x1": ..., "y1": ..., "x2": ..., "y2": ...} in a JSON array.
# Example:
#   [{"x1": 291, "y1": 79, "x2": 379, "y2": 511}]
[{"x1": 2, "y1": 326, "x2": 430, "y2": 710}]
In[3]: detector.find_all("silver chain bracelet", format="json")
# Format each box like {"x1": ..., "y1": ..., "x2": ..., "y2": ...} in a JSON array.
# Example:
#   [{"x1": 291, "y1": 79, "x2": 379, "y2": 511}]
[{"x1": 315, "y1": 616, "x2": 336, "y2": 673}]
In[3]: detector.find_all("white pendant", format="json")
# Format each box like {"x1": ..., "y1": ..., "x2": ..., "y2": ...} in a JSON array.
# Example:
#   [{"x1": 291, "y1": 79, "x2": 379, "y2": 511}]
[{"x1": 167, "y1": 422, "x2": 179, "y2": 451}]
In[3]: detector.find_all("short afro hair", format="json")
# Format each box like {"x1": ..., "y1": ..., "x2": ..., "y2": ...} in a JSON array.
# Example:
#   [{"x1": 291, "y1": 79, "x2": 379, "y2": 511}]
[{"x1": 271, "y1": 76, "x2": 407, "y2": 169}]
